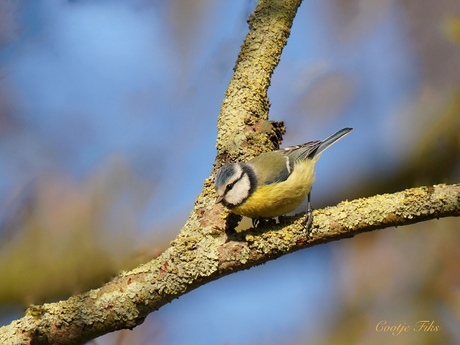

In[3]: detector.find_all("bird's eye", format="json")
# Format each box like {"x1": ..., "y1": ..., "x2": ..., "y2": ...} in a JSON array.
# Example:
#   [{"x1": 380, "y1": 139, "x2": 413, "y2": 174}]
[{"x1": 226, "y1": 182, "x2": 235, "y2": 191}]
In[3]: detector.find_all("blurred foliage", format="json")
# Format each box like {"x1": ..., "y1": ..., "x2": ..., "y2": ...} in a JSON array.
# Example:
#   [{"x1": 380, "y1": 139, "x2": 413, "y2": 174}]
[
  {"x1": 0, "y1": 156, "x2": 167, "y2": 305},
  {"x1": 314, "y1": 218, "x2": 460, "y2": 345},
  {"x1": 349, "y1": 89, "x2": 460, "y2": 199},
  {"x1": 442, "y1": 16, "x2": 460, "y2": 44}
]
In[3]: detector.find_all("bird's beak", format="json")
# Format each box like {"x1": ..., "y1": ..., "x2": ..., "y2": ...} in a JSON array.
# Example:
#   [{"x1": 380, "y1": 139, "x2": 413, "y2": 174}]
[{"x1": 215, "y1": 195, "x2": 224, "y2": 204}]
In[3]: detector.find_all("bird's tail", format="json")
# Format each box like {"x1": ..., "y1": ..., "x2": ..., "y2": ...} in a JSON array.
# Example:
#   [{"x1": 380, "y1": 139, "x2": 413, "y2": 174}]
[{"x1": 315, "y1": 127, "x2": 353, "y2": 156}]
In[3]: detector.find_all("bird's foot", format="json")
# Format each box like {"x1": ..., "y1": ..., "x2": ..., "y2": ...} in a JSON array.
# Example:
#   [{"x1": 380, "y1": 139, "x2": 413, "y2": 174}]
[{"x1": 304, "y1": 192, "x2": 313, "y2": 238}]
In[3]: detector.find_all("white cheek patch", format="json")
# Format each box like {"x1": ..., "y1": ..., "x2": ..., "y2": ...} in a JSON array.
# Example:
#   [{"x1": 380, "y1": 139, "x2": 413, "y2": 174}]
[{"x1": 225, "y1": 173, "x2": 251, "y2": 206}]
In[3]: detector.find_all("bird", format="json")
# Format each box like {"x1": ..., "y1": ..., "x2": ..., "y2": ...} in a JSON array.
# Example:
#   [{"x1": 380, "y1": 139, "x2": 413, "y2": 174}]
[{"x1": 214, "y1": 127, "x2": 352, "y2": 229}]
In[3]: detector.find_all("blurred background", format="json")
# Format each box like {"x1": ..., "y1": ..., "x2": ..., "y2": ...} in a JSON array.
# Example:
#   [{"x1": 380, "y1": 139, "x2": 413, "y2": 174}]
[{"x1": 0, "y1": 0, "x2": 459, "y2": 344}]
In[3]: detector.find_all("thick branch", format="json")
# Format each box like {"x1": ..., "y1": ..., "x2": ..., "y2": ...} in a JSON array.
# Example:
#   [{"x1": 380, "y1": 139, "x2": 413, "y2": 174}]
[
  {"x1": 1, "y1": 184, "x2": 459, "y2": 344},
  {"x1": 216, "y1": 0, "x2": 302, "y2": 163}
]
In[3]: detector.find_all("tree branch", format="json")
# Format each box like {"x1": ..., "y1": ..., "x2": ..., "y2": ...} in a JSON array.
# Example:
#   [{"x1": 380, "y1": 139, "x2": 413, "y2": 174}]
[
  {"x1": 216, "y1": 0, "x2": 303, "y2": 163},
  {"x1": 1, "y1": 184, "x2": 459, "y2": 344}
]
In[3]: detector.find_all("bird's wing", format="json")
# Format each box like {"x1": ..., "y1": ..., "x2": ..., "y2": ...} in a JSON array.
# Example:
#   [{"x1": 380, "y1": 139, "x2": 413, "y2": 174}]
[
  {"x1": 250, "y1": 128, "x2": 352, "y2": 185},
  {"x1": 248, "y1": 150, "x2": 293, "y2": 185},
  {"x1": 277, "y1": 140, "x2": 322, "y2": 161},
  {"x1": 248, "y1": 141, "x2": 321, "y2": 185}
]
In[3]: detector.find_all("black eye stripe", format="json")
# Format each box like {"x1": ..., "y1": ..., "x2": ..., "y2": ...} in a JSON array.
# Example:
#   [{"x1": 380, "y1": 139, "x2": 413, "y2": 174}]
[{"x1": 225, "y1": 171, "x2": 247, "y2": 193}]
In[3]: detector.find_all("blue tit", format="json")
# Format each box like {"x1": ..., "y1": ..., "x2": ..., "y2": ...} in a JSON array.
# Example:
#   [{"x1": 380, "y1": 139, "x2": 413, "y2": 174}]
[{"x1": 214, "y1": 127, "x2": 352, "y2": 225}]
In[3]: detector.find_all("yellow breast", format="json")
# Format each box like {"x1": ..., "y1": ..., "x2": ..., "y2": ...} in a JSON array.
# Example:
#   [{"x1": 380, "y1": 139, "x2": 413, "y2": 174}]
[{"x1": 231, "y1": 159, "x2": 316, "y2": 218}]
